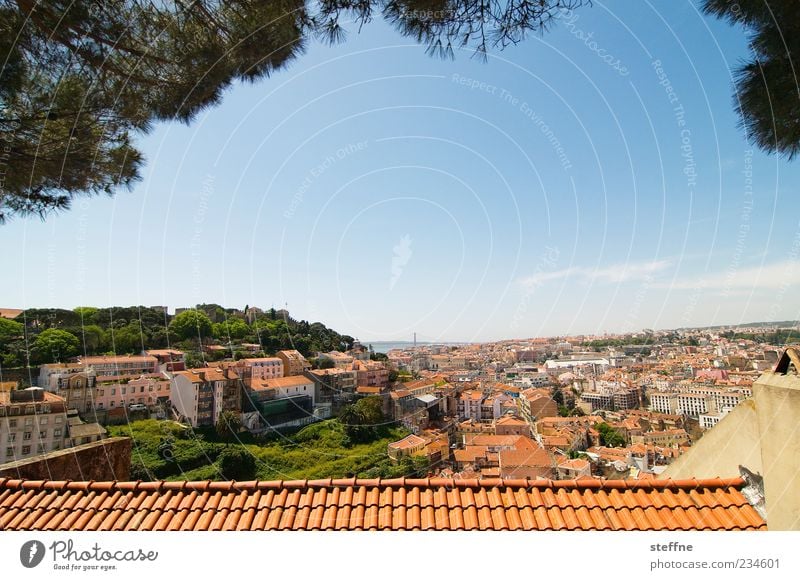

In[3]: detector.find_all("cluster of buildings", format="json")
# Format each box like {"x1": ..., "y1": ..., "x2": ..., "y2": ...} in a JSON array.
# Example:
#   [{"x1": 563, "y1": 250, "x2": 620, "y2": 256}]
[
  {"x1": 1, "y1": 312, "x2": 795, "y2": 482},
  {"x1": 379, "y1": 327, "x2": 790, "y2": 480}
]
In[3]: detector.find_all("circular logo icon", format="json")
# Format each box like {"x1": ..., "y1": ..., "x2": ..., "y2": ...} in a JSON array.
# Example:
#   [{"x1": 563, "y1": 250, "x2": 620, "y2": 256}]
[{"x1": 20, "y1": 540, "x2": 46, "y2": 568}]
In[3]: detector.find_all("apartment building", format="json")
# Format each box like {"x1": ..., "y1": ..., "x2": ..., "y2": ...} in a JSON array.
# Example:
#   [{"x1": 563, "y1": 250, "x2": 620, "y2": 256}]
[
  {"x1": 276, "y1": 350, "x2": 311, "y2": 376},
  {"x1": 0, "y1": 387, "x2": 68, "y2": 465},
  {"x1": 677, "y1": 393, "x2": 715, "y2": 417},
  {"x1": 352, "y1": 360, "x2": 390, "y2": 390},
  {"x1": 505, "y1": 388, "x2": 553, "y2": 425},
  {"x1": 94, "y1": 375, "x2": 171, "y2": 411},
  {"x1": 79, "y1": 355, "x2": 159, "y2": 377},
  {"x1": 242, "y1": 375, "x2": 316, "y2": 430},
  {"x1": 318, "y1": 351, "x2": 354, "y2": 369},
  {"x1": 650, "y1": 392, "x2": 679, "y2": 414},
  {"x1": 306, "y1": 368, "x2": 356, "y2": 405},
  {"x1": 237, "y1": 357, "x2": 284, "y2": 381},
  {"x1": 170, "y1": 367, "x2": 242, "y2": 428}
]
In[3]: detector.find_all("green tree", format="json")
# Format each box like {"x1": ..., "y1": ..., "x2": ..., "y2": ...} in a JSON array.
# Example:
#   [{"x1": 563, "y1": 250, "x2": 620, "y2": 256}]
[
  {"x1": 217, "y1": 446, "x2": 256, "y2": 480},
  {"x1": 73, "y1": 307, "x2": 99, "y2": 323},
  {"x1": 0, "y1": 318, "x2": 24, "y2": 346},
  {"x1": 32, "y1": 328, "x2": 80, "y2": 363},
  {"x1": 169, "y1": 309, "x2": 213, "y2": 341},
  {"x1": 79, "y1": 324, "x2": 107, "y2": 354},
  {"x1": 703, "y1": 0, "x2": 800, "y2": 158},
  {"x1": 596, "y1": 422, "x2": 625, "y2": 448},
  {"x1": 216, "y1": 410, "x2": 242, "y2": 441},
  {"x1": 213, "y1": 319, "x2": 250, "y2": 341},
  {"x1": 317, "y1": 357, "x2": 336, "y2": 370},
  {"x1": 109, "y1": 321, "x2": 145, "y2": 354},
  {"x1": 1, "y1": 0, "x2": 590, "y2": 223}
]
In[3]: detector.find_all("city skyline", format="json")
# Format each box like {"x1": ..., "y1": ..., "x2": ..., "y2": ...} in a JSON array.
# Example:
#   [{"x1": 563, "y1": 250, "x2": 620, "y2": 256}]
[{"x1": 3, "y1": 1, "x2": 800, "y2": 342}]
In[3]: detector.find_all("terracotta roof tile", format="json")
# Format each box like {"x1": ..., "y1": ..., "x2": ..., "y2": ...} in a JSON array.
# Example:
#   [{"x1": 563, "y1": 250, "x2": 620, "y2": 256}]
[{"x1": 0, "y1": 477, "x2": 765, "y2": 531}]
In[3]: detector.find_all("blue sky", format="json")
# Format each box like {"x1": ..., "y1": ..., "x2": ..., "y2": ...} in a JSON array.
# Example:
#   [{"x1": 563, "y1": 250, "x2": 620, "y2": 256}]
[{"x1": 4, "y1": 1, "x2": 800, "y2": 342}]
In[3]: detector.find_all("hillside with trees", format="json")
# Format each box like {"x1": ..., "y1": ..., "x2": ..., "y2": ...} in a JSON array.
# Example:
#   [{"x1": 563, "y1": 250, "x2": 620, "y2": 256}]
[{"x1": 0, "y1": 305, "x2": 354, "y2": 368}]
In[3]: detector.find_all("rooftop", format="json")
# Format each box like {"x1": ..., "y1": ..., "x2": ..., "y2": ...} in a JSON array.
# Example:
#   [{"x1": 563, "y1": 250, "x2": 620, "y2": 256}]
[{"x1": 0, "y1": 477, "x2": 765, "y2": 531}]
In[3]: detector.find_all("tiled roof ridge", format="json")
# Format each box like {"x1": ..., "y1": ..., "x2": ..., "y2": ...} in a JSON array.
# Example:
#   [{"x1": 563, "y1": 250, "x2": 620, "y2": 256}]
[{"x1": 0, "y1": 476, "x2": 746, "y2": 493}]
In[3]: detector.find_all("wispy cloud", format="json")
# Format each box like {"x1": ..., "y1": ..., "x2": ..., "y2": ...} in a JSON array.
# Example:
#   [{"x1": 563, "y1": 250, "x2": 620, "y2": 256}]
[
  {"x1": 520, "y1": 259, "x2": 672, "y2": 287},
  {"x1": 660, "y1": 259, "x2": 800, "y2": 291}
]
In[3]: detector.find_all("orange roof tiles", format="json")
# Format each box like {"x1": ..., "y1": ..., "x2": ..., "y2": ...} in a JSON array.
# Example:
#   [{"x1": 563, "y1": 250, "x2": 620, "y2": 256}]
[{"x1": 0, "y1": 478, "x2": 765, "y2": 531}]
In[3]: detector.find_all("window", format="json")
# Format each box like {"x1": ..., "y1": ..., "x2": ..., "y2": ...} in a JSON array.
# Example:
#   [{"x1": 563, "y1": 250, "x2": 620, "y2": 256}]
[
  {"x1": 5, "y1": 447, "x2": 13, "y2": 457},
  {"x1": 55, "y1": 416, "x2": 63, "y2": 424},
  {"x1": 111, "y1": 388, "x2": 116, "y2": 395},
  {"x1": 122, "y1": 387, "x2": 127, "y2": 395},
  {"x1": 40, "y1": 417, "x2": 48, "y2": 425},
  {"x1": 140, "y1": 386, "x2": 145, "y2": 393},
  {"x1": 53, "y1": 429, "x2": 62, "y2": 437},
  {"x1": 23, "y1": 432, "x2": 32, "y2": 440},
  {"x1": 37, "y1": 443, "x2": 46, "y2": 453},
  {"x1": 39, "y1": 431, "x2": 47, "y2": 439},
  {"x1": 24, "y1": 417, "x2": 33, "y2": 426},
  {"x1": 8, "y1": 419, "x2": 17, "y2": 428},
  {"x1": 7, "y1": 433, "x2": 16, "y2": 442},
  {"x1": 21, "y1": 445, "x2": 31, "y2": 455},
  {"x1": 99, "y1": 390, "x2": 104, "y2": 397},
  {"x1": 149, "y1": 385, "x2": 154, "y2": 392},
  {"x1": 41, "y1": 404, "x2": 50, "y2": 413},
  {"x1": 24, "y1": 405, "x2": 34, "y2": 414},
  {"x1": 110, "y1": 401, "x2": 115, "y2": 408}
]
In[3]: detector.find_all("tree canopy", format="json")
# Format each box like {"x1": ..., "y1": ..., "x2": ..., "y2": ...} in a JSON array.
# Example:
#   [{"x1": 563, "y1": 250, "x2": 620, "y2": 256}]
[
  {"x1": 4, "y1": 0, "x2": 793, "y2": 223},
  {"x1": 0, "y1": 0, "x2": 588, "y2": 222},
  {"x1": 702, "y1": 0, "x2": 800, "y2": 158}
]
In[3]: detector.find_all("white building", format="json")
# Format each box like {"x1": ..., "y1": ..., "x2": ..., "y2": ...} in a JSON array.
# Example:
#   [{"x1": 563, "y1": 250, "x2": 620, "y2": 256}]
[
  {"x1": 238, "y1": 357, "x2": 284, "y2": 381},
  {"x1": 1, "y1": 387, "x2": 68, "y2": 465},
  {"x1": 650, "y1": 392, "x2": 679, "y2": 415}
]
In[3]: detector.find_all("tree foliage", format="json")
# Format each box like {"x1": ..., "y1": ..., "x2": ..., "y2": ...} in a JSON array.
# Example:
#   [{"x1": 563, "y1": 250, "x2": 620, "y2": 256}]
[
  {"x1": 169, "y1": 309, "x2": 214, "y2": 341},
  {"x1": 217, "y1": 446, "x2": 257, "y2": 480},
  {"x1": 596, "y1": 422, "x2": 625, "y2": 448},
  {"x1": 216, "y1": 410, "x2": 242, "y2": 441},
  {"x1": 338, "y1": 395, "x2": 387, "y2": 442},
  {"x1": 0, "y1": 317, "x2": 24, "y2": 345},
  {"x1": 32, "y1": 328, "x2": 80, "y2": 363},
  {"x1": 1, "y1": 0, "x2": 591, "y2": 222},
  {"x1": 702, "y1": 0, "x2": 800, "y2": 158}
]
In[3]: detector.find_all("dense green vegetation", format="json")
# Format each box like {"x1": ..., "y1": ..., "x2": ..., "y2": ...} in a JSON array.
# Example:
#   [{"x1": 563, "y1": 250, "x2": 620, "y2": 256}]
[
  {"x1": 0, "y1": 304, "x2": 354, "y2": 367},
  {"x1": 109, "y1": 419, "x2": 428, "y2": 482},
  {"x1": 595, "y1": 422, "x2": 625, "y2": 448}
]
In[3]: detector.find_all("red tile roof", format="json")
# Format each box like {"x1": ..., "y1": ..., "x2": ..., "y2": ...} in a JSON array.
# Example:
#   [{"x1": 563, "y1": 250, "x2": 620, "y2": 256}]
[{"x1": 0, "y1": 477, "x2": 765, "y2": 531}]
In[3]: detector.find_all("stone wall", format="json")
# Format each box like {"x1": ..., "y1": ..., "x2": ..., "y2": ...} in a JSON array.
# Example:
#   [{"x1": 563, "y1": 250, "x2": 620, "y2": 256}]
[{"x1": 0, "y1": 437, "x2": 132, "y2": 481}]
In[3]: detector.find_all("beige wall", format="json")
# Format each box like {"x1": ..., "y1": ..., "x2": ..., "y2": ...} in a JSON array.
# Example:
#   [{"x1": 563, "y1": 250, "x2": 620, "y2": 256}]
[{"x1": 661, "y1": 370, "x2": 800, "y2": 530}]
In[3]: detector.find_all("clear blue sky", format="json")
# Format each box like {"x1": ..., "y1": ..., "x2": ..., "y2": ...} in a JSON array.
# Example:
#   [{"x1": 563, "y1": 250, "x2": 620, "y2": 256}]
[{"x1": 4, "y1": 1, "x2": 800, "y2": 342}]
